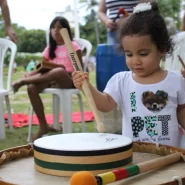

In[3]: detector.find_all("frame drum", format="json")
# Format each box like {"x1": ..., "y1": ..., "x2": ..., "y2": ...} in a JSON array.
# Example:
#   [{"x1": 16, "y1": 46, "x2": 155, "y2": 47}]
[
  {"x1": 33, "y1": 133, "x2": 133, "y2": 176},
  {"x1": 0, "y1": 141, "x2": 185, "y2": 185}
]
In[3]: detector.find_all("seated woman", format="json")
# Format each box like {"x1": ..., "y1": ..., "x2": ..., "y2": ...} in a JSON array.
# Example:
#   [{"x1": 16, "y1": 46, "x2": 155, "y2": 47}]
[{"x1": 12, "y1": 16, "x2": 83, "y2": 140}]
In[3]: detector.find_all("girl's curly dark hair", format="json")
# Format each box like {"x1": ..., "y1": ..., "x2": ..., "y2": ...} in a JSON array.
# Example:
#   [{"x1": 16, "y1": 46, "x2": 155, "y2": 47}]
[{"x1": 117, "y1": 1, "x2": 174, "y2": 55}]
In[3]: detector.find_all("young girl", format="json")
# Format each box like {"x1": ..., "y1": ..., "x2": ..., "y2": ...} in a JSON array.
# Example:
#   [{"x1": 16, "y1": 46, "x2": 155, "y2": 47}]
[
  {"x1": 12, "y1": 16, "x2": 83, "y2": 140},
  {"x1": 72, "y1": 1, "x2": 185, "y2": 148}
]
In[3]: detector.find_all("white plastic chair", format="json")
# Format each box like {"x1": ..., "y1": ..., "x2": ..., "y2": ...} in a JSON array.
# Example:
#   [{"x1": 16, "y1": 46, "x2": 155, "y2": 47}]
[
  {"x1": 27, "y1": 38, "x2": 92, "y2": 142},
  {"x1": 165, "y1": 31, "x2": 185, "y2": 71},
  {"x1": 0, "y1": 38, "x2": 17, "y2": 140}
]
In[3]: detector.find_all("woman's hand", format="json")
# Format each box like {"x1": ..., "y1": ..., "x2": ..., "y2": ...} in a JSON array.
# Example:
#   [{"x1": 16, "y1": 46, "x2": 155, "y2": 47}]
[
  {"x1": 106, "y1": 19, "x2": 118, "y2": 31},
  {"x1": 6, "y1": 26, "x2": 17, "y2": 43},
  {"x1": 72, "y1": 71, "x2": 89, "y2": 90}
]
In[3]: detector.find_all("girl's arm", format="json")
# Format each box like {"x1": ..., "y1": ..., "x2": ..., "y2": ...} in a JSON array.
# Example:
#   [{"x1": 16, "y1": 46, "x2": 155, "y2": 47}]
[
  {"x1": 43, "y1": 57, "x2": 66, "y2": 70},
  {"x1": 98, "y1": 0, "x2": 108, "y2": 26},
  {"x1": 89, "y1": 83, "x2": 117, "y2": 112},
  {"x1": 181, "y1": 12, "x2": 185, "y2": 31},
  {"x1": 98, "y1": 0, "x2": 117, "y2": 31},
  {"x1": 72, "y1": 71, "x2": 117, "y2": 112},
  {"x1": 177, "y1": 104, "x2": 185, "y2": 130}
]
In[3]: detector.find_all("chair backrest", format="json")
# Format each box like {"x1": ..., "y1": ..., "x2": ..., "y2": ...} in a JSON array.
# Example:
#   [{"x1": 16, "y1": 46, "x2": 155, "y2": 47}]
[
  {"x1": 73, "y1": 38, "x2": 92, "y2": 72},
  {"x1": 165, "y1": 31, "x2": 185, "y2": 71},
  {"x1": 0, "y1": 38, "x2": 17, "y2": 90}
]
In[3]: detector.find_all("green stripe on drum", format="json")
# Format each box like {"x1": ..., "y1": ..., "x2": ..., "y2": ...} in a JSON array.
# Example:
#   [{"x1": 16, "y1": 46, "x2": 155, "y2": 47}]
[{"x1": 34, "y1": 155, "x2": 132, "y2": 171}]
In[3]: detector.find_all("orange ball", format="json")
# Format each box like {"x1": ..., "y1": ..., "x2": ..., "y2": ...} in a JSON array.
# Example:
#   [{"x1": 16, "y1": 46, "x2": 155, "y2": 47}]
[{"x1": 70, "y1": 171, "x2": 97, "y2": 185}]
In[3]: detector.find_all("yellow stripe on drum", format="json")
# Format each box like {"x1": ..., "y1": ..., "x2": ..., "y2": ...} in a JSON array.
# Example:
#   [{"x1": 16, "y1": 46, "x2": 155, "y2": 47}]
[
  {"x1": 34, "y1": 163, "x2": 132, "y2": 177},
  {"x1": 34, "y1": 148, "x2": 132, "y2": 164}
]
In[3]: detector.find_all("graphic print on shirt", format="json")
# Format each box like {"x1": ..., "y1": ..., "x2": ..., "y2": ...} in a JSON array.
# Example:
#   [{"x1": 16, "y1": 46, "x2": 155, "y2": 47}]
[
  {"x1": 130, "y1": 90, "x2": 171, "y2": 141},
  {"x1": 131, "y1": 116, "x2": 144, "y2": 137},
  {"x1": 142, "y1": 90, "x2": 168, "y2": 113},
  {"x1": 130, "y1": 92, "x2": 137, "y2": 112}
]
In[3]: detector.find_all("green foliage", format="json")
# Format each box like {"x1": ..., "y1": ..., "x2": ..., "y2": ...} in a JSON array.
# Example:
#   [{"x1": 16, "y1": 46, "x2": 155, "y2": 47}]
[
  {"x1": 78, "y1": 0, "x2": 106, "y2": 55},
  {"x1": 80, "y1": 14, "x2": 106, "y2": 55},
  {"x1": 79, "y1": 0, "x2": 98, "y2": 9},
  {"x1": 0, "y1": 23, "x2": 26, "y2": 39},
  {"x1": 158, "y1": 0, "x2": 182, "y2": 28},
  {"x1": 4, "y1": 52, "x2": 42, "y2": 67},
  {"x1": 18, "y1": 29, "x2": 46, "y2": 53},
  {"x1": 15, "y1": 53, "x2": 42, "y2": 67}
]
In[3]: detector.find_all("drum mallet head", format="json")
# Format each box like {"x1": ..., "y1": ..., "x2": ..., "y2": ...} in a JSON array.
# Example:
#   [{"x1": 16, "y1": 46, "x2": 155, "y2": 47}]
[{"x1": 70, "y1": 171, "x2": 97, "y2": 185}]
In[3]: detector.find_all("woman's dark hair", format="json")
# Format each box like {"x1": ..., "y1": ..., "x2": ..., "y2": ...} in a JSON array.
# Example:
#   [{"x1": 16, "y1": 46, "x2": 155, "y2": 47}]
[
  {"x1": 117, "y1": 1, "x2": 173, "y2": 55},
  {"x1": 49, "y1": 16, "x2": 73, "y2": 59}
]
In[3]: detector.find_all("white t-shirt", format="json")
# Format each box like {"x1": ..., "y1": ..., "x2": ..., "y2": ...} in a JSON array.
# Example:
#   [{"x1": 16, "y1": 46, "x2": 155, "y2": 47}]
[{"x1": 104, "y1": 71, "x2": 185, "y2": 147}]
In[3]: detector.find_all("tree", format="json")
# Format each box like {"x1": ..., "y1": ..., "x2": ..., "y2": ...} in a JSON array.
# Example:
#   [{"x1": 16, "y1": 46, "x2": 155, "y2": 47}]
[
  {"x1": 80, "y1": 14, "x2": 106, "y2": 55},
  {"x1": 158, "y1": 0, "x2": 182, "y2": 29},
  {"x1": 18, "y1": 29, "x2": 46, "y2": 53},
  {"x1": 79, "y1": 0, "x2": 101, "y2": 45}
]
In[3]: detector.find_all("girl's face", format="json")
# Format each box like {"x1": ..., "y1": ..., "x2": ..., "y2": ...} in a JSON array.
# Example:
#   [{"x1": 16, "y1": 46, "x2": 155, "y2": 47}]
[
  {"x1": 123, "y1": 35, "x2": 164, "y2": 78},
  {"x1": 51, "y1": 20, "x2": 64, "y2": 44}
]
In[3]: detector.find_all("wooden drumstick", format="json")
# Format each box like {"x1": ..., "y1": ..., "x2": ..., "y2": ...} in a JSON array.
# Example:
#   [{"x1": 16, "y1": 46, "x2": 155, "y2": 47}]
[
  {"x1": 95, "y1": 152, "x2": 182, "y2": 185},
  {"x1": 178, "y1": 55, "x2": 185, "y2": 69},
  {"x1": 60, "y1": 28, "x2": 104, "y2": 133}
]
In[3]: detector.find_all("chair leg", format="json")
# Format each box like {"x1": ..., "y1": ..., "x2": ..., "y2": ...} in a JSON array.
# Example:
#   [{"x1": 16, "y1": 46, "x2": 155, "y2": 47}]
[
  {"x1": 27, "y1": 106, "x2": 34, "y2": 142},
  {"x1": 4, "y1": 95, "x2": 14, "y2": 131},
  {"x1": 52, "y1": 94, "x2": 60, "y2": 130},
  {"x1": 60, "y1": 91, "x2": 72, "y2": 133},
  {"x1": 0, "y1": 96, "x2": 5, "y2": 140},
  {"x1": 77, "y1": 94, "x2": 85, "y2": 132}
]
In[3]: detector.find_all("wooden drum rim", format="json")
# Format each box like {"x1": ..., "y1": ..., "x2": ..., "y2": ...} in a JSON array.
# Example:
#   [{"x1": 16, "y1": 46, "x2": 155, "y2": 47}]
[{"x1": 0, "y1": 142, "x2": 185, "y2": 185}]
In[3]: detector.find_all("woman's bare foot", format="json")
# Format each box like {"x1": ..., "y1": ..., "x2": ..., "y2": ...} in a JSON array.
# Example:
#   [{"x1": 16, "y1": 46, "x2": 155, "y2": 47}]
[
  {"x1": 32, "y1": 126, "x2": 62, "y2": 142},
  {"x1": 11, "y1": 80, "x2": 23, "y2": 93}
]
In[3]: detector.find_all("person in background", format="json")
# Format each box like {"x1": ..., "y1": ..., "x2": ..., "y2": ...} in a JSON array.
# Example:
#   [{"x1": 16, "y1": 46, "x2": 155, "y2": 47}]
[
  {"x1": 25, "y1": 60, "x2": 36, "y2": 73},
  {"x1": 12, "y1": 16, "x2": 83, "y2": 140},
  {"x1": 12, "y1": 61, "x2": 17, "y2": 73},
  {"x1": 73, "y1": 1, "x2": 185, "y2": 148},
  {"x1": 98, "y1": 0, "x2": 150, "y2": 44},
  {"x1": 0, "y1": 0, "x2": 17, "y2": 42},
  {"x1": 181, "y1": 11, "x2": 185, "y2": 31},
  {"x1": 181, "y1": 68, "x2": 185, "y2": 80}
]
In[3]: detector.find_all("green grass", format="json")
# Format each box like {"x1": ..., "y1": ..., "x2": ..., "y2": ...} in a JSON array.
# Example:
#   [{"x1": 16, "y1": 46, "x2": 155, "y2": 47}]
[{"x1": 0, "y1": 67, "x2": 96, "y2": 150}]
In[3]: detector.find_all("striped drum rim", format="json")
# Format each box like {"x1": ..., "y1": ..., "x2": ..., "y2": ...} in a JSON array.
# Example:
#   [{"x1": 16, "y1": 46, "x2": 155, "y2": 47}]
[{"x1": 33, "y1": 133, "x2": 133, "y2": 176}]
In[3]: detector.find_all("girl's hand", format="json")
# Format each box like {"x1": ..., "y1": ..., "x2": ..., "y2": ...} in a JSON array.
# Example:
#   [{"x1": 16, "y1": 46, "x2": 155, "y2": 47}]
[
  {"x1": 181, "y1": 68, "x2": 185, "y2": 78},
  {"x1": 72, "y1": 71, "x2": 89, "y2": 90}
]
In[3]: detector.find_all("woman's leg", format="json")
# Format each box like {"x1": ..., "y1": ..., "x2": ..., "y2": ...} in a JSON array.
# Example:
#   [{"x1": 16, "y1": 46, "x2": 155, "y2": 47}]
[
  {"x1": 27, "y1": 82, "x2": 59, "y2": 140},
  {"x1": 26, "y1": 68, "x2": 74, "y2": 140},
  {"x1": 12, "y1": 68, "x2": 73, "y2": 93}
]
